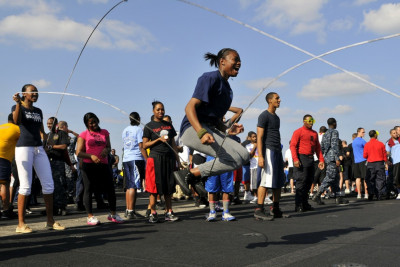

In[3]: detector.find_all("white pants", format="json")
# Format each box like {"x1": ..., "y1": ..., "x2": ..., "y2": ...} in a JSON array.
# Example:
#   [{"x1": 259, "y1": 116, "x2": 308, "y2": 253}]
[{"x1": 15, "y1": 146, "x2": 54, "y2": 195}]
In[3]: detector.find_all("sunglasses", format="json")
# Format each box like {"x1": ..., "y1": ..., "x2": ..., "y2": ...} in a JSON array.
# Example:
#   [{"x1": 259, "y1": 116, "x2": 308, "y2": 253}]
[{"x1": 304, "y1": 119, "x2": 315, "y2": 124}]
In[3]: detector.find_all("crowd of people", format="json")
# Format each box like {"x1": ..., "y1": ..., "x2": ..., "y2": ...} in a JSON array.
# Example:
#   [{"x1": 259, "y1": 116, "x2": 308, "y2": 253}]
[{"x1": 1, "y1": 48, "x2": 399, "y2": 234}]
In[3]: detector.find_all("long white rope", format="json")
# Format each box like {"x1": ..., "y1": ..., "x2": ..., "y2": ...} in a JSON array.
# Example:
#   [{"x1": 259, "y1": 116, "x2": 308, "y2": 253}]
[
  {"x1": 16, "y1": 91, "x2": 186, "y2": 163},
  {"x1": 176, "y1": 0, "x2": 400, "y2": 175},
  {"x1": 177, "y1": 0, "x2": 400, "y2": 105},
  {"x1": 53, "y1": 0, "x2": 128, "y2": 120}
]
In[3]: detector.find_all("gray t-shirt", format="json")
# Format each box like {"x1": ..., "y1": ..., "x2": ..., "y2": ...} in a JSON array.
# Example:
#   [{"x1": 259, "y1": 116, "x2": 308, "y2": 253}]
[{"x1": 257, "y1": 110, "x2": 281, "y2": 152}]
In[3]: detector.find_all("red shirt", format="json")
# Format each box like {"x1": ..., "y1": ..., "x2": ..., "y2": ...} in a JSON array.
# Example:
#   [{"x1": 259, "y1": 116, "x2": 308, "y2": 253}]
[
  {"x1": 290, "y1": 126, "x2": 323, "y2": 163},
  {"x1": 363, "y1": 138, "x2": 387, "y2": 163}
]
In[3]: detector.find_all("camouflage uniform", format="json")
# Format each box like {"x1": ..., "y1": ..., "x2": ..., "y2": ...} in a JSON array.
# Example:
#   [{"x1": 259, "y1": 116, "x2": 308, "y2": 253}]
[
  {"x1": 319, "y1": 128, "x2": 340, "y2": 194},
  {"x1": 65, "y1": 136, "x2": 77, "y2": 200},
  {"x1": 44, "y1": 130, "x2": 70, "y2": 210},
  {"x1": 50, "y1": 159, "x2": 68, "y2": 209}
]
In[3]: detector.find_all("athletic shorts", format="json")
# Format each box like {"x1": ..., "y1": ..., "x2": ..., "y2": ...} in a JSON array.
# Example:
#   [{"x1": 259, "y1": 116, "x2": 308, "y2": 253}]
[
  {"x1": 0, "y1": 158, "x2": 11, "y2": 183},
  {"x1": 287, "y1": 167, "x2": 294, "y2": 180},
  {"x1": 259, "y1": 148, "x2": 285, "y2": 189},
  {"x1": 145, "y1": 153, "x2": 175, "y2": 195},
  {"x1": 250, "y1": 168, "x2": 261, "y2": 190},
  {"x1": 242, "y1": 165, "x2": 250, "y2": 184},
  {"x1": 205, "y1": 171, "x2": 234, "y2": 193},
  {"x1": 205, "y1": 155, "x2": 233, "y2": 193},
  {"x1": 123, "y1": 160, "x2": 145, "y2": 189},
  {"x1": 353, "y1": 161, "x2": 367, "y2": 179},
  {"x1": 233, "y1": 167, "x2": 242, "y2": 182},
  {"x1": 342, "y1": 164, "x2": 352, "y2": 181}
]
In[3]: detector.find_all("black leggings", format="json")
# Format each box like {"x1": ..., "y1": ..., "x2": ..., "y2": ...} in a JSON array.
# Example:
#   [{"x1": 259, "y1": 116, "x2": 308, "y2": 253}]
[{"x1": 81, "y1": 163, "x2": 116, "y2": 214}]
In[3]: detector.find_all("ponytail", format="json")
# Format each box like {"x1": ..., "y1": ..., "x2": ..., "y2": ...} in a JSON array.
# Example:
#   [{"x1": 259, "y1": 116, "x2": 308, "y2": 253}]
[{"x1": 204, "y1": 48, "x2": 237, "y2": 68}]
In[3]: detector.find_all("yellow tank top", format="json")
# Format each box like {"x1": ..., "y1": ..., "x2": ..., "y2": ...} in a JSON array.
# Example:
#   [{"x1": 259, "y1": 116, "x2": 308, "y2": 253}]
[{"x1": 0, "y1": 123, "x2": 20, "y2": 162}]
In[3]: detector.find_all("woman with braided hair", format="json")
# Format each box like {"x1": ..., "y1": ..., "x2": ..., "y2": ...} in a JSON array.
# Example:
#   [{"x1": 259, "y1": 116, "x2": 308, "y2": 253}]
[{"x1": 174, "y1": 48, "x2": 250, "y2": 218}]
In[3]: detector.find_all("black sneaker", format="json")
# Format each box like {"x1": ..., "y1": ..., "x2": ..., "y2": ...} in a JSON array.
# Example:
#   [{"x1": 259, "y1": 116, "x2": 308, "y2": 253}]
[
  {"x1": 1, "y1": 209, "x2": 17, "y2": 219},
  {"x1": 194, "y1": 180, "x2": 207, "y2": 198},
  {"x1": 336, "y1": 197, "x2": 349, "y2": 205},
  {"x1": 254, "y1": 208, "x2": 274, "y2": 221},
  {"x1": 60, "y1": 208, "x2": 68, "y2": 216},
  {"x1": 231, "y1": 196, "x2": 242, "y2": 205},
  {"x1": 144, "y1": 209, "x2": 151, "y2": 218},
  {"x1": 295, "y1": 205, "x2": 305, "y2": 212},
  {"x1": 303, "y1": 203, "x2": 314, "y2": 211},
  {"x1": 173, "y1": 170, "x2": 193, "y2": 196},
  {"x1": 269, "y1": 206, "x2": 290, "y2": 218},
  {"x1": 165, "y1": 212, "x2": 179, "y2": 222},
  {"x1": 125, "y1": 210, "x2": 137, "y2": 220},
  {"x1": 148, "y1": 213, "x2": 159, "y2": 223},
  {"x1": 312, "y1": 193, "x2": 325, "y2": 205}
]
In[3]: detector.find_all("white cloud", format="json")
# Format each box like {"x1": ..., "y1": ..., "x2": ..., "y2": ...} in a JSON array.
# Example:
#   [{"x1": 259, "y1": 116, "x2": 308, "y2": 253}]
[
  {"x1": 243, "y1": 77, "x2": 287, "y2": 90},
  {"x1": 375, "y1": 119, "x2": 400, "y2": 127},
  {"x1": 362, "y1": 3, "x2": 400, "y2": 35},
  {"x1": 298, "y1": 72, "x2": 375, "y2": 99},
  {"x1": 32, "y1": 79, "x2": 51, "y2": 88},
  {"x1": 255, "y1": 0, "x2": 327, "y2": 41},
  {"x1": 329, "y1": 17, "x2": 353, "y2": 31},
  {"x1": 316, "y1": 105, "x2": 353, "y2": 115},
  {"x1": 0, "y1": 2, "x2": 156, "y2": 51},
  {"x1": 0, "y1": 0, "x2": 60, "y2": 14},
  {"x1": 353, "y1": 0, "x2": 377, "y2": 6}
]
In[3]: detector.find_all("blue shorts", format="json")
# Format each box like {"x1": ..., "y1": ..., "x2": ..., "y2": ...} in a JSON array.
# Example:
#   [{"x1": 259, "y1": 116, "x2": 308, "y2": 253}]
[
  {"x1": 123, "y1": 160, "x2": 145, "y2": 189},
  {"x1": 205, "y1": 156, "x2": 234, "y2": 193},
  {"x1": 0, "y1": 158, "x2": 11, "y2": 183},
  {"x1": 242, "y1": 165, "x2": 250, "y2": 183}
]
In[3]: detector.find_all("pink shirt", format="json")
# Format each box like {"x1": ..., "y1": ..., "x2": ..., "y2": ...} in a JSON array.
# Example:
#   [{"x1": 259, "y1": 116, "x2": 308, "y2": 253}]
[{"x1": 79, "y1": 129, "x2": 109, "y2": 164}]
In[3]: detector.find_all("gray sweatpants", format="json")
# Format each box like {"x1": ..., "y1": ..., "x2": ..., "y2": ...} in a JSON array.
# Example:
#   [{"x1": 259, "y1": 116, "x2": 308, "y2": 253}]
[{"x1": 181, "y1": 125, "x2": 250, "y2": 177}]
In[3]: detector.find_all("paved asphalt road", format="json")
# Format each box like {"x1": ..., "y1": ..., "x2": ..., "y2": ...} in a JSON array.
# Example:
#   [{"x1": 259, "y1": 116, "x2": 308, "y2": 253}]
[{"x1": 0, "y1": 189, "x2": 399, "y2": 267}]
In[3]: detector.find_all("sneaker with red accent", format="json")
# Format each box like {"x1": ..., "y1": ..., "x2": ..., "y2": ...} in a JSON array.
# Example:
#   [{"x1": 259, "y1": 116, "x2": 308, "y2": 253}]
[{"x1": 108, "y1": 214, "x2": 124, "y2": 223}]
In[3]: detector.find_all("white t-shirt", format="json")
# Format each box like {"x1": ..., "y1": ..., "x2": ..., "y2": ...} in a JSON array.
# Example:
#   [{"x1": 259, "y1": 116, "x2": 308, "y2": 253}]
[
  {"x1": 245, "y1": 143, "x2": 258, "y2": 169},
  {"x1": 285, "y1": 148, "x2": 293, "y2": 168},
  {"x1": 314, "y1": 133, "x2": 325, "y2": 161}
]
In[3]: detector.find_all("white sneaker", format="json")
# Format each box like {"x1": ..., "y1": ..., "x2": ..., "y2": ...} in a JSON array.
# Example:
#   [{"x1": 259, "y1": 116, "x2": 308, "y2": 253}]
[
  {"x1": 264, "y1": 197, "x2": 273, "y2": 205},
  {"x1": 221, "y1": 211, "x2": 236, "y2": 221},
  {"x1": 87, "y1": 216, "x2": 100, "y2": 226},
  {"x1": 250, "y1": 197, "x2": 258, "y2": 204},
  {"x1": 364, "y1": 194, "x2": 369, "y2": 199},
  {"x1": 206, "y1": 210, "x2": 217, "y2": 221},
  {"x1": 357, "y1": 194, "x2": 362, "y2": 199},
  {"x1": 396, "y1": 194, "x2": 400, "y2": 200},
  {"x1": 244, "y1": 191, "x2": 254, "y2": 201},
  {"x1": 345, "y1": 189, "x2": 350, "y2": 194}
]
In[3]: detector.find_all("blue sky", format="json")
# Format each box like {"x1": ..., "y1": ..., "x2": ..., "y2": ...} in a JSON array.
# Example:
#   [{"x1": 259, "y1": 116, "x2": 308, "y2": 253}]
[{"x1": 1, "y1": 0, "x2": 400, "y2": 161}]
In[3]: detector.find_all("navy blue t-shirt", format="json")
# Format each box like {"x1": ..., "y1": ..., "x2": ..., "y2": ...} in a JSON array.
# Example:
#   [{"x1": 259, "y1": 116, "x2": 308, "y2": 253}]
[
  {"x1": 11, "y1": 105, "x2": 43, "y2": 147},
  {"x1": 180, "y1": 70, "x2": 233, "y2": 134},
  {"x1": 257, "y1": 110, "x2": 281, "y2": 152}
]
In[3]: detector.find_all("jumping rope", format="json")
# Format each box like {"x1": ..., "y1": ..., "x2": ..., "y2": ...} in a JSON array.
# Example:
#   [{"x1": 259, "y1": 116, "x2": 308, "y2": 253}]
[
  {"x1": 15, "y1": 91, "x2": 186, "y2": 163},
  {"x1": 175, "y1": 0, "x2": 400, "y2": 174}
]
